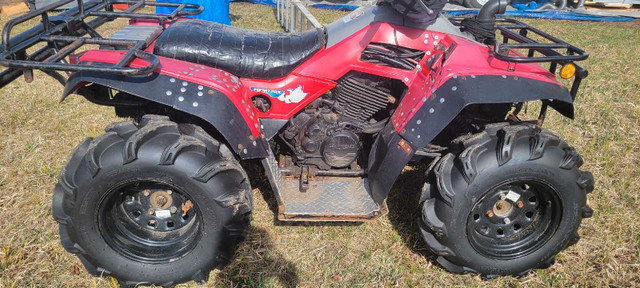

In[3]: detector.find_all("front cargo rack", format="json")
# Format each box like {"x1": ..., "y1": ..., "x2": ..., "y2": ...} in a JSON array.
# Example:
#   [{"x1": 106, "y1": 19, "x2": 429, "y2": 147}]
[
  {"x1": 493, "y1": 18, "x2": 588, "y2": 64},
  {"x1": 0, "y1": 0, "x2": 203, "y2": 88},
  {"x1": 450, "y1": 17, "x2": 588, "y2": 99},
  {"x1": 494, "y1": 18, "x2": 589, "y2": 98}
]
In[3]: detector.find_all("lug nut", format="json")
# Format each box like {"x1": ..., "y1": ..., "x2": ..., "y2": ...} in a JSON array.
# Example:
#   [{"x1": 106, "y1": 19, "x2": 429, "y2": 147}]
[
  {"x1": 148, "y1": 208, "x2": 155, "y2": 215},
  {"x1": 143, "y1": 189, "x2": 151, "y2": 196},
  {"x1": 517, "y1": 201, "x2": 524, "y2": 208},
  {"x1": 504, "y1": 217, "x2": 511, "y2": 224},
  {"x1": 170, "y1": 206, "x2": 177, "y2": 214},
  {"x1": 486, "y1": 210, "x2": 494, "y2": 217},
  {"x1": 167, "y1": 190, "x2": 173, "y2": 195}
]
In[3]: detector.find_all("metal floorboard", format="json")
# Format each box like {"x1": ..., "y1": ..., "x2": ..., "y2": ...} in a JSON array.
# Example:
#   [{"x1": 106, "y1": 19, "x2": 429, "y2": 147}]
[{"x1": 282, "y1": 177, "x2": 380, "y2": 217}]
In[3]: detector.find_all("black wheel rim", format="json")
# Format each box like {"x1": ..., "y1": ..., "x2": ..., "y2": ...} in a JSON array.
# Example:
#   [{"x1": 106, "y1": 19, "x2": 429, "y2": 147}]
[
  {"x1": 467, "y1": 179, "x2": 562, "y2": 259},
  {"x1": 98, "y1": 181, "x2": 201, "y2": 263}
]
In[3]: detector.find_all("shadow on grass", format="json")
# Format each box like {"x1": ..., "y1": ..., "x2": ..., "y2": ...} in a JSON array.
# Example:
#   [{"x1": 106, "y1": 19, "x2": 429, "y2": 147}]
[
  {"x1": 241, "y1": 159, "x2": 436, "y2": 261},
  {"x1": 385, "y1": 162, "x2": 438, "y2": 262},
  {"x1": 216, "y1": 226, "x2": 299, "y2": 287}
]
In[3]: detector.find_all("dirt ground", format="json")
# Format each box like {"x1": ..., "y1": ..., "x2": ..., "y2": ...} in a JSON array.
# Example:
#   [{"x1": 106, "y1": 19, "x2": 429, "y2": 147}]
[{"x1": 0, "y1": 3, "x2": 639, "y2": 287}]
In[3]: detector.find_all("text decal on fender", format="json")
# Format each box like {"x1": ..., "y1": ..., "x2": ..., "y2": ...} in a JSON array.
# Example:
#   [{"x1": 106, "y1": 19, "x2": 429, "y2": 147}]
[{"x1": 251, "y1": 85, "x2": 308, "y2": 103}]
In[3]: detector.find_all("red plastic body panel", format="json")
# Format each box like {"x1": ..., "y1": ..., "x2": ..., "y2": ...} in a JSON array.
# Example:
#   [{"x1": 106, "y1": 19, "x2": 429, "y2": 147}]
[
  {"x1": 79, "y1": 50, "x2": 260, "y2": 137},
  {"x1": 75, "y1": 17, "x2": 566, "y2": 137}
]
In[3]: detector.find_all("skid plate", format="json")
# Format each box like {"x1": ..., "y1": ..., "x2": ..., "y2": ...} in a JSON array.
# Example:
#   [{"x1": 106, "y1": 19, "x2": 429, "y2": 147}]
[{"x1": 262, "y1": 149, "x2": 386, "y2": 222}]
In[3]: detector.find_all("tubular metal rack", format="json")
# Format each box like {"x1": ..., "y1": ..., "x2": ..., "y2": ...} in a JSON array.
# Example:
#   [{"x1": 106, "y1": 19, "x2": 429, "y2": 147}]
[
  {"x1": 493, "y1": 18, "x2": 588, "y2": 98},
  {"x1": 493, "y1": 18, "x2": 588, "y2": 63},
  {"x1": 450, "y1": 17, "x2": 588, "y2": 98},
  {"x1": 0, "y1": 0, "x2": 202, "y2": 88}
]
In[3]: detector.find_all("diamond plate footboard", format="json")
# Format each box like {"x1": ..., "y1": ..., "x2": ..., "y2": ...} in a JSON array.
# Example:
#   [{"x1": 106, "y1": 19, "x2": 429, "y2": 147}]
[{"x1": 261, "y1": 149, "x2": 386, "y2": 222}]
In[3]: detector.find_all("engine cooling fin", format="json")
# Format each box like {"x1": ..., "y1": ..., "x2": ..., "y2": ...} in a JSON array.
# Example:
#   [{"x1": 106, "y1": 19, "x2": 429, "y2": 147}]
[{"x1": 335, "y1": 73, "x2": 394, "y2": 123}]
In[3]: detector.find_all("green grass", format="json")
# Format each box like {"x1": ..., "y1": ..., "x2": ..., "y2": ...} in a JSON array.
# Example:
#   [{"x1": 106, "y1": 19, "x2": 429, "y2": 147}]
[{"x1": 0, "y1": 3, "x2": 639, "y2": 287}]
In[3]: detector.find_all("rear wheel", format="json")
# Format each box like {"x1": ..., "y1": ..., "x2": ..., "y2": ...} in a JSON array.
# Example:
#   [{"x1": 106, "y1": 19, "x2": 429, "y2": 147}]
[
  {"x1": 419, "y1": 123, "x2": 594, "y2": 276},
  {"x1": 52, "y1": 115, "x2": 252, "y2": 287}
]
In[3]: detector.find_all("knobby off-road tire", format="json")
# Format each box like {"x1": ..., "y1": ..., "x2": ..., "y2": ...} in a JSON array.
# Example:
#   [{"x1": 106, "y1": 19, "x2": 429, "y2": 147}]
[
  {"x1": 419, "y1": 123, "x2": 594, "y2": 276},
  {"x1": 52, "y1": 115, "x2": 252, "y2": 287}
]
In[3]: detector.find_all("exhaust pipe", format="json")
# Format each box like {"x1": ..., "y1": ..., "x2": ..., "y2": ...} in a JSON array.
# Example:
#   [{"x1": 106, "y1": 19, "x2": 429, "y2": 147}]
[
  {"x1": 461, "y1": 0, "x2": 511, "y2": 43},
  {"x1": 477, "y1": 0, "x2": 510, "y2": 22}
]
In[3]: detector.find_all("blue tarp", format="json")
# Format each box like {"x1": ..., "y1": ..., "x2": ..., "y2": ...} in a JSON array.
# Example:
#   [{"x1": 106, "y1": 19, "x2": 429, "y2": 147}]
[
  {"x1": 309, "y1": 3, "x2": 636, "y2": 22},
  {"x1": 241, "y1": 0, "x2": 278, "y2": 6},
  {"x1": 444, "y1": 9, "x2": 637, "y2": 22},
  {"x1": 157, "y1": 0, "x2": 231, "y2": 24},
  {"x1": 310, "y1": 3, "x2": 359, "y2": 10},
  {"x1": 158, "y1": 0, "x2": 636, "y2": 23}
]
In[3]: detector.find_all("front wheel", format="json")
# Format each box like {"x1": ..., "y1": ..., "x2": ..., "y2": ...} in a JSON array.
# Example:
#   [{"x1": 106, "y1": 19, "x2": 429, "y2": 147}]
[
  {"x1": 420, "y1": 123, "x2": 594, "y2": 276},
  {"x1": 52, "y1": 115, "x2": 252, "y2": 287}
]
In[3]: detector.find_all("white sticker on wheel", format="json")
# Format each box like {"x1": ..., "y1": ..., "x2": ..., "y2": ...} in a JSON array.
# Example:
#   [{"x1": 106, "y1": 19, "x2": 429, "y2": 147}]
[
  {"x1": 155, "y1": 210, "x2": 171, "y2": 218},
  {"x1": 505, "y1": 191, "x2": 520, "y2": 202}
]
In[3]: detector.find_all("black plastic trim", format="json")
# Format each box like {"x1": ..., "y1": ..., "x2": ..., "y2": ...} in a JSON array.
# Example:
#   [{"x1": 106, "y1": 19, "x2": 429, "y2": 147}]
[
  {"x1": 400, "y1": 75, "x2": 574, "y2": 148},
  {"x1": 367, "y1": 124, "x2": 416, "y2": 204},
  {"x1": 367, "y1": 75, "x2": 574, "y2": 203},
  {"x1": 260, "y1": 118, "x2": 288, "y2": 140},
  {"x1": 62, "y1": 72, "x2": 268, "y2": 159}
]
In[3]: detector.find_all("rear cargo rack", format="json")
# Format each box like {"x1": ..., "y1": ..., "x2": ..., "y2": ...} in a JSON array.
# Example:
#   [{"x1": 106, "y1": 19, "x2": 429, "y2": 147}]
[{"x1": 0, "y1": 0, "x2": 203, "y2": 88}]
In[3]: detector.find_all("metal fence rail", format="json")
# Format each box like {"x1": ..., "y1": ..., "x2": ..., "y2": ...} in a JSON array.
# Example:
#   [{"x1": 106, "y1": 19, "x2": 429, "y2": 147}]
[{"x1": 276, "y1": 0, "x2": 323, "y2": 32}]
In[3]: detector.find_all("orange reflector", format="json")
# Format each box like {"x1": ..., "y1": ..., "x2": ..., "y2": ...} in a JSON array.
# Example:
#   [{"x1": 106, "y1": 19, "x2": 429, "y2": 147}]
[
  {"x1": 560, "y1": 64, "x2": 576, "y2": 79},
  {"x1": 113, "y1": 4, "x2": 128, "y2": 10},
  {"x1": 398, "y1": 139, "x2": 412, "y2": 155}
]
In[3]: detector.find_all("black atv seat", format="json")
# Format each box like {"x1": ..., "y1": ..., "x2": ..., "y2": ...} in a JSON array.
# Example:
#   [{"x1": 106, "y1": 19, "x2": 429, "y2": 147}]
[{"x1": 154, "y1": 20, "x2": 325, "y2": 80}]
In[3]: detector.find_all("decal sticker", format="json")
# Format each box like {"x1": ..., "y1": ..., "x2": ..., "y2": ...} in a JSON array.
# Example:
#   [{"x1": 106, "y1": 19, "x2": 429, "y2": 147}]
[
  {"x1": 282, "y1": 85, "x2": 308, "y2": 103},
  {"x1": 251, "y1": 85, "x2": 308, "y2": 104},
  {"x1": 342, "y1": 8, "x2": 364, "y2": 23},
  {"x1": 250, "y1": 87, "x2": 284, "y2": 98}
]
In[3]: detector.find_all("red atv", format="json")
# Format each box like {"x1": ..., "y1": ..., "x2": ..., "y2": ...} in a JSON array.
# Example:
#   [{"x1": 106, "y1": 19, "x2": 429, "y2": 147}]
[{"x1": 1, "y1": 0, "x2": 594, "y2": 286}]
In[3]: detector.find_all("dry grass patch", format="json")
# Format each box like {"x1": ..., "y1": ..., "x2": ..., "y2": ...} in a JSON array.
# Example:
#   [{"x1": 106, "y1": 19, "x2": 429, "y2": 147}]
[{"x1": 0, "y1": 3, "x2": 638, "y2": 287}]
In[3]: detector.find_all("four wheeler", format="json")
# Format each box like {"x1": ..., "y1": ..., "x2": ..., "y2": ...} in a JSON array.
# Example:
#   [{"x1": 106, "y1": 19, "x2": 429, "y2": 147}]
[{"x1": 0, "y1": 0, "x2": 594, "y2": 286}]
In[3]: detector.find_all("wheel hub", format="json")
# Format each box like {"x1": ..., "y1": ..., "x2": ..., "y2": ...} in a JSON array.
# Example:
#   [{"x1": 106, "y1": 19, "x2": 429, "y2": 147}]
[
  {"x1": 492, "y1": 198, "x2": 514, "y2": 217},
  {"x1": 467, "y1": 180, "x2": 562, "y2": 259},
  {"x1": 124, "y1": 188, "x2": 193, "y2": 231},
  {"x1": 149, "y1": 190, "x2": 173, "y2": 209},
  {"x1": 99, "y1": 181, "x2": 201, "y2": 263}
]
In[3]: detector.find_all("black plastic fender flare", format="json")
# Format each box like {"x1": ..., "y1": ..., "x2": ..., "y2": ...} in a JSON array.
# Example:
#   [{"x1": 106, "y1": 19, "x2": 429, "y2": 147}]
[
  {"x1": 368, "y1": 75, "x2": 576, "y2": 203},
  {"x1": 61, "y1": 72, "x2": 269, "y2": 159}
]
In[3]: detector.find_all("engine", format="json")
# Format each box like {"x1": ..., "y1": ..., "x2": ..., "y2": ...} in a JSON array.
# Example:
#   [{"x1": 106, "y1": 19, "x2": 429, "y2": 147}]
[{"x1": 280, "y1": 73, "x2": 402, "y2": 170}]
